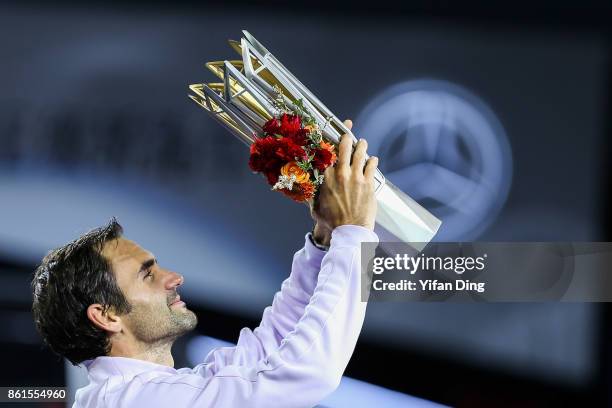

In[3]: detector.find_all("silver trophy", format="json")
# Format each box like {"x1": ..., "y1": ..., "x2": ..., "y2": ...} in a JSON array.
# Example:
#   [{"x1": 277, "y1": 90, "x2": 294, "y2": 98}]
[{"x1": 189, "y1": 30, "x2": 441, "y2": 247}]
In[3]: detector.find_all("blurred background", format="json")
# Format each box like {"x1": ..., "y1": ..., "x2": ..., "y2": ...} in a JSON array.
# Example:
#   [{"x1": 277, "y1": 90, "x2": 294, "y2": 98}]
[{"x1": 1, "y1": 1, "x2": 611, "y2": 406}]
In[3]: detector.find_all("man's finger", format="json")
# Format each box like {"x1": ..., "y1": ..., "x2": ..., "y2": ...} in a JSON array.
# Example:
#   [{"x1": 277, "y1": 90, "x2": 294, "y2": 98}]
[
  {"x1": 336, "y1": 132, "x2": 353, "y2": 172},
  {"x1": 352, "y1": 139, "x2": 368, "y2": 176},
  {"x1": 344, "y1": 119, "x2": 353, "y2": 130},
  {"x1": 364, "y1": 156, "x2": 379, "y2": 181}
]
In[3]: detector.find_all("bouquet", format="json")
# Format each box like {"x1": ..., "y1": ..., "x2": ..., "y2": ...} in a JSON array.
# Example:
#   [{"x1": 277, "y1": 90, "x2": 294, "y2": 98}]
[
  {"x1": 189, "y1": 31, "x2": 441, "y2": 246},
  {"x1": 249, "y1": 90, "x2": 338, "y2": 202}
]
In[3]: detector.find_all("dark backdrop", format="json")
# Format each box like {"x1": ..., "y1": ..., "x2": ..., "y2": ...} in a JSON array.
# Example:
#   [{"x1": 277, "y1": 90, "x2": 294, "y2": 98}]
[{"x1": 0, "y1": 1, "x2": 611, "y2": 406}]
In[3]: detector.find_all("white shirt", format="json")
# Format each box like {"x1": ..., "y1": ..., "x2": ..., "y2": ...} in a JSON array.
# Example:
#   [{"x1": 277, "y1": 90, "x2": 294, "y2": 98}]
[{"x1": 74, "y1": 225, "x2": 378, "y2": 408}]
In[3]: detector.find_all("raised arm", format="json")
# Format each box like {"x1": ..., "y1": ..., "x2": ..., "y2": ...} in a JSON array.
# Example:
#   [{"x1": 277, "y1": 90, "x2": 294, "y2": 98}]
[
  {"x1": 197, "y1": 225, "x2": 377, "y2": 407},
  {"x1": 232, "y1": 233, "x2": 328, "y2": 364}
]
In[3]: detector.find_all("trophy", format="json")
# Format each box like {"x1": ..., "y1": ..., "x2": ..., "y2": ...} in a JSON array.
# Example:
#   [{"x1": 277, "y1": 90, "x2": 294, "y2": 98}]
[{"x1": 189, "y1": 30, "x2": 441, "y2": 247}]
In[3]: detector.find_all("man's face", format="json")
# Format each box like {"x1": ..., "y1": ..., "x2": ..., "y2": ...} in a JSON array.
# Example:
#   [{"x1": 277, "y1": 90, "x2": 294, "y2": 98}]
[{"x1": 102, "y1": 238, "x2": 197, "y2": 344}]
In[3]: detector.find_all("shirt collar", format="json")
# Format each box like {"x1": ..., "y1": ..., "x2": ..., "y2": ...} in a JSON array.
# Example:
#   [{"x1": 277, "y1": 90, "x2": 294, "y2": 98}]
[{"x1": 84, "y1": 356, "x2": 177, "y2": 381}]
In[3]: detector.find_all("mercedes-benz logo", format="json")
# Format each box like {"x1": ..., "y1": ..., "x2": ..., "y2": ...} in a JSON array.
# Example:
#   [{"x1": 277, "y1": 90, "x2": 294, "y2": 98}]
[{"x1": 356, "y1": 79, "x2": 513, "y2": 241}]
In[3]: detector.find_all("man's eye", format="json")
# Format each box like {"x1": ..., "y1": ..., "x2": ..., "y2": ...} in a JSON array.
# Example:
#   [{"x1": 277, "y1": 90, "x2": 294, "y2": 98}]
[{"x1": 144, "y1": 270, "x2": 153, "y2": 279}]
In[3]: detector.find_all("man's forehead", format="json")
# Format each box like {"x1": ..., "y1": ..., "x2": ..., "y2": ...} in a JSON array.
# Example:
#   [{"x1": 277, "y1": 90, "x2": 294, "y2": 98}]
[{"x1": 101, "y1": 237, "x2": 153, "y2": 265}]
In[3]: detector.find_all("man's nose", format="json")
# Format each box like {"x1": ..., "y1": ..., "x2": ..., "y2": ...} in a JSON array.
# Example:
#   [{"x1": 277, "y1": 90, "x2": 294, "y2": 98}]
[{"x1": 163, "y1": 270, "x2": 184, "y2": 290}]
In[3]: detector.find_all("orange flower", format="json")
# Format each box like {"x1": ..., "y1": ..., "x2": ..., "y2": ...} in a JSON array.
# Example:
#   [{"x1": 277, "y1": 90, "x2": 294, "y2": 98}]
[
  {"x1": 280, "y1": 161, "x2": 310, "y2": 184},
  {"x1": 300, "y1": 181, "x2": 315, "y2": 199},
  {"x1": 283, "y1": 181, "x2": 315, "y2": 202}
]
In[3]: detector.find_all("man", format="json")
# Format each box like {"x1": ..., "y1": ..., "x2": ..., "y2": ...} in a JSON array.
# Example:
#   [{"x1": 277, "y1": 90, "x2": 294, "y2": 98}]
[{"x1": 32, "y1": 126, "x2": 379, "y2": 408}]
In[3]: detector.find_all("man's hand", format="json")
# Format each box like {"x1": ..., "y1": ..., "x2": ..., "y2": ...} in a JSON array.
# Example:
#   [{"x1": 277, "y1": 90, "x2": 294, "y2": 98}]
[{"x1": 310, "y1": 120, "x2": 378, "y2": 245}]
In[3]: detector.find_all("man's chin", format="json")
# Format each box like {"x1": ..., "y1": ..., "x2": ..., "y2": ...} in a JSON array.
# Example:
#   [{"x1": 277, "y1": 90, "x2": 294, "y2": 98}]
[{"x1": 175, "y1": 308, "x2": 198, "y2": 330}]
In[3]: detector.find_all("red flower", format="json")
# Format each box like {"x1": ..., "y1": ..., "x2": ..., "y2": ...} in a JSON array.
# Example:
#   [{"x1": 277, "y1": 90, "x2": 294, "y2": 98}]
[
  {"x1": 263, "y1": 117, "x2": 281, "y2": 135},
  {"x1": 248, "y1": 135, "x2": 307, "y2": 186},
  {"x1": 263, "y1": 114, "x2": 307, "y2": 145},
  {"x1": 312, "y1": 141, "x2": 337, "y2": 171},
  {"x1": 264, "y1": 170, "x2": 279, "y2": 186},
  {"x1": 275, "y1": 137, "x2": 307, "y2": 162},
  {"x1": 249, "y1": 136, "x2": 283, "y2": 173},
  {"x1": 312, "y1": 148, "x2": 334, "y2": 171},
  {"x1": 288, "y1": 128, "x2": 309, "y2": 146},
  {"x1": 279, "y1": 113, "x2": 302, "y2": 136}
]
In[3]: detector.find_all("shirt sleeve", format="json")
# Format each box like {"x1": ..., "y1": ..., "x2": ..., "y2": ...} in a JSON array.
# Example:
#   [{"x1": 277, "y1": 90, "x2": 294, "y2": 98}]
[
  {"x1": 228, "y1": 231, "x2": 328, "y2": 365},
  {"x1": 156, "y1": 225, "x2": 378, "y2": 408}
]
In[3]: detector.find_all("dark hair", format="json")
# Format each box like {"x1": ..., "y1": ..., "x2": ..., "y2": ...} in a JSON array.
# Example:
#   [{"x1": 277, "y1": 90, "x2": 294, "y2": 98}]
[{"x1": 31, "y1": 218, "x2": 132, "y2": 365}]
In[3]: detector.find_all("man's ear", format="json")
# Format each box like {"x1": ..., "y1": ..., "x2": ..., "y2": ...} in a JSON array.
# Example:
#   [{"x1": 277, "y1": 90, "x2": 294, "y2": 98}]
[{"x1": 87, "y1": 304, "x2": 122, "y2": 334}]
